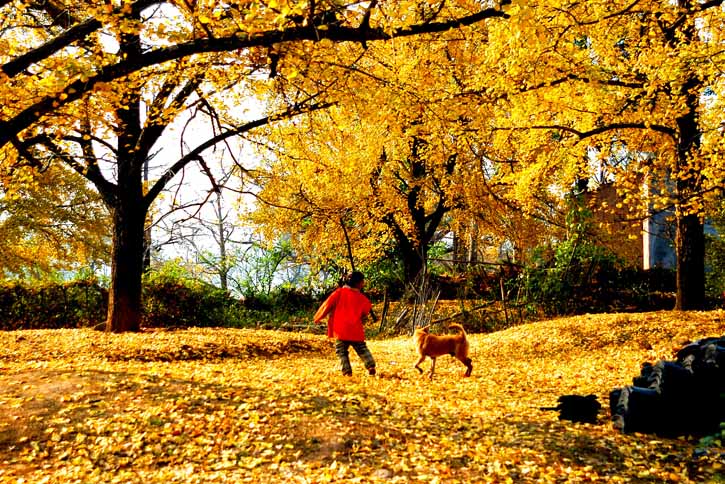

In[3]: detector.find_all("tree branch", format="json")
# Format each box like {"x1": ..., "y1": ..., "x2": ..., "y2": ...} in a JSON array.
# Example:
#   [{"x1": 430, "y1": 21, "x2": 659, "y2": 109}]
[
  {"x1": 0, "y1": 3, "x2": 510, "y2": 148},
  {"x1": 528, "y1": 122, "x2": 678, "y2": 141},
  {"x1": 143, "y1": 99, "x2": 335, "y2": 209},
  {"x1": 21, "y1": 134, "x2": 118, "y2": 206},
  {"x1": 137, "y1": 72, "x2": 203, "y2": 156},
  {"x1": 2, "y1": 0, "x2": 162, "y2": 77},
  {"x1": 196, "y1": 155, "x2": 221, "y2": 194}
]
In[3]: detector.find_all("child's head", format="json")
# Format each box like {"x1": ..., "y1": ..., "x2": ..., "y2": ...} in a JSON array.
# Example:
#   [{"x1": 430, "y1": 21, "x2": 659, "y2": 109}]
[{"x1": 347, "y1": 271, "x2": 365, "y2": 288}]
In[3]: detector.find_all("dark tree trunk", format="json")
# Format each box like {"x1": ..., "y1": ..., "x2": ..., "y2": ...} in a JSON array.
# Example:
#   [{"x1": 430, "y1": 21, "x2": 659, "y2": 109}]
[
  {"x1": 105, "y1": 124, "x2": 146, "y2": 332},
  {"x1": 673, "y1": 73, "x2": 705, "y2": 310},
  {"x1": 400, "y1": 243, "x2": 425, "y2": 284},
  {"x1": 106, "y1": 201, "x2": 146, "y2": 332},
  {"x1": 675, "y1": 212, "x2": 705, "y2": 310},
  {"x1": 106, "y1": 17, "x2": 146, "y2": 332},
  {"x1": 669, "y1": 2, "x2": 706, "y2": 310}
]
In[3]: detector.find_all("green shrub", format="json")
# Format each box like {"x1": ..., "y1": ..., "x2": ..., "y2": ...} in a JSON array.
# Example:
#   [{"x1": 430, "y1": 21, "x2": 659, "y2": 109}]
[
  {"x1": 706, "y1": 231, "x2": 725, "y2": 300},
  {"x1": 0, "y1": 273, "x2": 250, "y2": 330},
  {"x1": 0, "y1": 279, "x2": 107, "y2": 330},
  {"x1": 142, "y1": 272, "x2": 246, "y2": 328},
  {"x1": 515, "y1": 189, "x2": 677, "y2": 316},
  {"x1": 521, "y1": 238, "x2": 623, "y2": 315}
]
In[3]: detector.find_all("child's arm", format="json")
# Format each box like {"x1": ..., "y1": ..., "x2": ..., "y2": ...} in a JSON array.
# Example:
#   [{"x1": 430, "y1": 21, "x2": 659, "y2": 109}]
[
  {"x1": 313, "y1": 289, "x2": 340, "y2": 324},
  {"x1": 360, "y1": 294, "x2": 374, "y2": 323}
]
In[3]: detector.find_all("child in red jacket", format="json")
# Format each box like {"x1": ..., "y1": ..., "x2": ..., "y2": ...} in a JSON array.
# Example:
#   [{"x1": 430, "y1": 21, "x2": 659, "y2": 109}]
[{"x1": 314, "y1": 271, "x2": 376, "y2": 376}]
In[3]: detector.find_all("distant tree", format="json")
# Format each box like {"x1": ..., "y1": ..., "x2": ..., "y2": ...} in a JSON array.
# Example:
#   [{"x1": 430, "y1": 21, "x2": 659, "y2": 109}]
[
  {"x1": 0, "y1": 164, "x2": 109, "y2": 278},
  {"x1": 470, "y1": 0, "x2": 725, "y2": 309}
]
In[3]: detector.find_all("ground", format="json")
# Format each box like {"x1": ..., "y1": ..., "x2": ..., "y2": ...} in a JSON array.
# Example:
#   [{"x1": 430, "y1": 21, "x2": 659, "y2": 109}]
[{"x1": 0, "y1": 311, "x2": 724, "y2": 483}]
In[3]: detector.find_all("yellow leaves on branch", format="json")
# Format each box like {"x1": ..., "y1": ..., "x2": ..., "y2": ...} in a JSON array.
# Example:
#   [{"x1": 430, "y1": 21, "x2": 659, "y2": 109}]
[
  {"x1": 4, "y1": 0, "x2": 725, "y2": 273},
  {"x1": 0, "y1": 163, "x2": 109, "y2": 275}
]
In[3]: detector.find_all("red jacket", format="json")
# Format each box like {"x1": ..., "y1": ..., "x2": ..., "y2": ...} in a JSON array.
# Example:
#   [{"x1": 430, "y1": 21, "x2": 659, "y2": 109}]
[{"x1": 313, "y1": 286, "x2": 372, "y2": 341}]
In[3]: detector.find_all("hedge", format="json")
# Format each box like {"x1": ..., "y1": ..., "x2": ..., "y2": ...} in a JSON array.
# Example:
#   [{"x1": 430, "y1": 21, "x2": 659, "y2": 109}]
[
  {"x1": 0, "y1": 279, "x2": 248, "y2": 330},
  {"x1": 0, "y1": 280, "x2": 107, "y2": 330}
]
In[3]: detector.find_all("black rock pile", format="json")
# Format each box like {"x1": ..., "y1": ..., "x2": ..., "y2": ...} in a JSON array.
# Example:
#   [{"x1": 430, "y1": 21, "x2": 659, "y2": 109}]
[{"x1": 610, "y1": 335, "x2": 725, "y2": 436}]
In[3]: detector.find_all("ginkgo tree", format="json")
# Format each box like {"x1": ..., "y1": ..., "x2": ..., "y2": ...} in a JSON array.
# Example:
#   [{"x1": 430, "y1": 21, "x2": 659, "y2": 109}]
[
  {"x1": 250, "y1": 0, "x2": 725, "y2": 313},
  {"x1": 470, "y1": 0, "x2": 725, "y2": 310},
  {"x1": 246, "y1": 31, "x2": 483, "y2": 284},
  {"x1": 245, "y1": 10, "x2": 563, "y2": 286},
  {"x1": 0, "y1": 0, "x2": 512, "y2": 331},
  {"x1": 249, "y1": 111, "x2": 462, "y2": 285},
  {"x1": 0, "y1": 164, "x2": 109, "y2": 277}
]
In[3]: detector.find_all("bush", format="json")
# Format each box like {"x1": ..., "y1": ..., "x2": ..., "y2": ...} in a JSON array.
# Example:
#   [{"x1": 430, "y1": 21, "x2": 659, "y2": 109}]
[
  {"x1": 357, "y1": 249, "x2": 406, "y2": 300},
  {"x1": 242, "y1": 286, "x2": 316, "y2": 312},
  {"x1": 0, "y1": 274, "x2": 250, "y2": 330},
  {"x1": 515, "y1": 191, "x2": 676, "y2": 317},
  {"x1": 142, "y1": 273, "x2": 246, "y2": 328},
  {"x1": 516, "y1": 245, "x2": 676, "y2": 317},
  {"x1": 0, "y1": 279, "x2": 107, "y2": 330},
  {"x1": 520, "y1": 237, "x2": 623, "y2": 315},
  {"x1": 706, "y1": 231, "x2": 725, "y2": 301}
]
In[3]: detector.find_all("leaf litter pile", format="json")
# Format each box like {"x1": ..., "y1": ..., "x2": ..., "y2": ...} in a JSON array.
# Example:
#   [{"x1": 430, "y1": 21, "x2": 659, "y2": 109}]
[{"x1": 1, "y1": 311, "x2": 724, "y2": 483}]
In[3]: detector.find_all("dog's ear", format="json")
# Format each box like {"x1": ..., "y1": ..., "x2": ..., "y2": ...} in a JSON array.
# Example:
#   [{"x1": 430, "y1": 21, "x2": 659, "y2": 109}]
[{"x1": 420, "y1": 325, "x2": 430, "y2": 333}]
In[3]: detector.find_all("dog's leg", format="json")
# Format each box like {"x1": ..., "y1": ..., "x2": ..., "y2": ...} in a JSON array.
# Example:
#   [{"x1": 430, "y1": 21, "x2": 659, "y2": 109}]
[
  {"x1": 462, "y1": 357, "x2": 472, "y2": 377},
  {"x1": 429, "y1": 357, "x2": 437, "y2": 379},
  {"x1": 414, "y1": 355, "x2": 426, "y2": 373},
  {"x1": 455, "y1": 341, "x2": 472, "y2": 377}
]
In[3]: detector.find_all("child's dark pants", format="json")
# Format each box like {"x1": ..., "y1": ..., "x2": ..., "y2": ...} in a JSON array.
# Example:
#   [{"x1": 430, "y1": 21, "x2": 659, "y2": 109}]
[{"x1": 335, "y1": 340, "x2": 376, "y2": 375}]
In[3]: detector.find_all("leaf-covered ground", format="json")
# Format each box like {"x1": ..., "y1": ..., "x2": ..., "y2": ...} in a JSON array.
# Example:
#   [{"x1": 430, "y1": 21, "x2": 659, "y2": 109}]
[{"x1": 1, "y1": 311, "x2": 724, "y2": 483}]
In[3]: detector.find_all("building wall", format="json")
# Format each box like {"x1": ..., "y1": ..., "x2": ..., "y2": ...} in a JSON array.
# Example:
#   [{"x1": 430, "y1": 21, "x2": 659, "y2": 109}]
[
  {"x1": 585, "y1": 184, "x2": 647, "y2": 268},
  {"x1": 642, "y1": 210, "x2": 676, "y2": 270}
]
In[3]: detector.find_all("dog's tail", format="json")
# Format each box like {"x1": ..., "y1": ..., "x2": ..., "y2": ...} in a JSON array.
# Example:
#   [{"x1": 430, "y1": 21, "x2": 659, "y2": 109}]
[{"x1": 448, "y1": 323, "x2": 466, "y2": 335}]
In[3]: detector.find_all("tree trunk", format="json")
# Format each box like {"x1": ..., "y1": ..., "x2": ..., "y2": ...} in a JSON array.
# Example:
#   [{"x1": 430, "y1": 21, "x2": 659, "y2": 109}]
[
  {"x1": 401, "y1": 247, "x2": 425, "y2": 285},
  {"x1": 142, "y1": 225, "x2": 152, "y2": 273},
  {"x1": 217, "y1": 210, "x2": 229, "y2": 293},
  {"x1": 675, "y1": 212, "x2": 705, "y2": 310},
  {"x1": 106, "y1": 202, "x2": 146, "y2": 332},
  {"x1": 673, "y1": 92, "x2": 705, "y2": 310},
  {"x1": 671, "y1": 5, "x2": 705, "y2": 310},
  {"x1": 105, "y1": 15, "x2": 146, "y2": 332}
]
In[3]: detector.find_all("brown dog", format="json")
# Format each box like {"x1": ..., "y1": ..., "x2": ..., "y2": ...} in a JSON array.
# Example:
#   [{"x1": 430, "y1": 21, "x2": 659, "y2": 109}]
[{"x1": 414, "y1": 323, "x2": 472, "y2": 378}]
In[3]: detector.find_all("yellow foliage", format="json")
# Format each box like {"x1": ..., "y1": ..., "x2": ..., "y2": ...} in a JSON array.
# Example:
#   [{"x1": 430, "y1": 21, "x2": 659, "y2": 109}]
[
  {"x1": 240, "y1": 0, "x2": 725, "y2": 269},
  {"x1": 0, "y1": 164, "x2": 110, "y2": 276}
]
